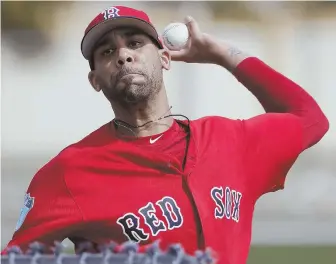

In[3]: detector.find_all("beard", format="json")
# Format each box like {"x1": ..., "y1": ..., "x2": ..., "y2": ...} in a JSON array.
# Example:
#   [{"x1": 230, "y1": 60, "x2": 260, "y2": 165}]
[{"x1": 99, "y1": 65, "x2": 162, "y2": 105}]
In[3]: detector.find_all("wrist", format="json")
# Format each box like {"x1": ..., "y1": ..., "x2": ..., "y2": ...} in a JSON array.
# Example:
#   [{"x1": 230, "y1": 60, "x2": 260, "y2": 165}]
[{"x1": 206, "y1": 38, "x2": 251, "y2": 71}]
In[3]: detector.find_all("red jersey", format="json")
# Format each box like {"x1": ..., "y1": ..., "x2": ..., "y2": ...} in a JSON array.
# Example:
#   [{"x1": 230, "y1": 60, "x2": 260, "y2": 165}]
[{"x1": 3, "y1": 114, "x2": 303, "y2": 264}]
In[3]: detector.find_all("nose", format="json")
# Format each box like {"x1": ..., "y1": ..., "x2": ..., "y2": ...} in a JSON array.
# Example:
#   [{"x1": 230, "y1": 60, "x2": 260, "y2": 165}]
[{"x1": 116, "y1": 48, "x2": 134, "y2": 68}]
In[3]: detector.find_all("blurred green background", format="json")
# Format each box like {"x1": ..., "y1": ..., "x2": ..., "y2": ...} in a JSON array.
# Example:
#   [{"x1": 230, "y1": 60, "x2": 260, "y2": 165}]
[{"x1": 248, "y1": 246, "x2": 335, "y2": 264}]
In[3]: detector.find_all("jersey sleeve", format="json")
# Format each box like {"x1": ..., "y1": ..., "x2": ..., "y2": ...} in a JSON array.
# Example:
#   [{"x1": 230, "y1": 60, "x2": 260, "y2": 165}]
[
  {"x1": 242, "y1": 113, "x2": 304, "y2": 197},
  {"x1": 2, "y1": 157, "x2": 83, "y2": 254}
]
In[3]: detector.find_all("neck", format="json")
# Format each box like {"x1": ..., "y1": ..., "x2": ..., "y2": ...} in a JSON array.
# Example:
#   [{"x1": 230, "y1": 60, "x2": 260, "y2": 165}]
[{"x1": 111, "y1": 88, "x2": 173, "y2": 137}]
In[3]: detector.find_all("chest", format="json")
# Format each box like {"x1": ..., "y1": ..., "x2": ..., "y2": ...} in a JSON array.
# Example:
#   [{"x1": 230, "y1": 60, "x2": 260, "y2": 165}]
[
  {"x1": 66, "y1": 157, "x2": 199, "y2": 253},
  {"x1": 65, "y1": 138, "x2": 253, "y2": 256}
]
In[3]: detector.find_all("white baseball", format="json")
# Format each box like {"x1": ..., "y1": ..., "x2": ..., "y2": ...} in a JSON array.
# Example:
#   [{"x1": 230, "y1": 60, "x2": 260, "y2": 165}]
[{"x1": 162, "y1": 22, "x2": 189, "y2": 51}]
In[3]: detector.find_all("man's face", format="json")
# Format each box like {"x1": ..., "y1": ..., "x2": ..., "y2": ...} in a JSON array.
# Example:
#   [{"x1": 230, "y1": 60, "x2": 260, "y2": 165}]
[{"x1": 88, "y1": 27, "x2": 170, "y2": 104}]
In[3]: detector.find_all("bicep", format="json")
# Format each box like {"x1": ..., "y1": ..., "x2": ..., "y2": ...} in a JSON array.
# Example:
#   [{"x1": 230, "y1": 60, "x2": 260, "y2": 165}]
[{"x1": 243, "y1": 113, "x2": 304, "y2": 196}]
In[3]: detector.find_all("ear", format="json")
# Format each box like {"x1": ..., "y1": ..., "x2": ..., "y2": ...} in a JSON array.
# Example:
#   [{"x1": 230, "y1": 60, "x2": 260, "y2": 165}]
[
  {"x1": 88, "y1": 71, "x2": 101, "y2": 92},
  {"x1": 158, "y1": 49, "x2": 171, "y2": 70}
]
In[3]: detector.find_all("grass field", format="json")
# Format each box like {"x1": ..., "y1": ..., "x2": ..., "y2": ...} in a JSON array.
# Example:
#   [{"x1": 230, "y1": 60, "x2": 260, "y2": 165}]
[{"x1": 247, "y1": 246, "x2": 335, "y2": 264}]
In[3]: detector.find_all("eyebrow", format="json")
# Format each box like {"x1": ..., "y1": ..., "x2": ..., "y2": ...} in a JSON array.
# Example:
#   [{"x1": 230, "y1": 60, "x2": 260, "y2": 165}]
[
  {"x1": 95, "y1": 29, "x2": 145, "y2": 49},
  {"x1": 94, "y1": 38, "x2": 110, "y2": 49}
]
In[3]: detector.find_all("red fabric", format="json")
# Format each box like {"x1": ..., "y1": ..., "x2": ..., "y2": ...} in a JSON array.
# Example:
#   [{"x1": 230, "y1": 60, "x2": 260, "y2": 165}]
[
  {"x1": 233, "y1": 57, "x2": 329, "y2": 149},
  {"x1": 85, "y1": 6, "x2": 153, "y2": 34},
  {"x1": 233, "y1": 58, "x2": 329, "y2": 196},
  {"x1": 2, "y1": 58, "x2": 329, "y2": 264}
]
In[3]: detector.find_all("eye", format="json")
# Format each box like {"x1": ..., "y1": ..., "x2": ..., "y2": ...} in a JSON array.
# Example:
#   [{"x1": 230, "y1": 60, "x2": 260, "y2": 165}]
[
  {"x1": 102, "y1": 48, "x2": 115, "y2": 56},
  {"x1": 128, "y1": 40, "x2": 142, "y2": 48}
]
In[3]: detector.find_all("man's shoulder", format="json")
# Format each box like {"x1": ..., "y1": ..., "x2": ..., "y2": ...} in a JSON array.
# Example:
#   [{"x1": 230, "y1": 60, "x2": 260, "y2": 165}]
[
  {"x1": 188, "y1": 116, "x2": 246, "y2": 154},
  {"x1": 55, "y1": 123, "x2": 113, "y2": 163},
  {"x1": 190, "y1": 115, "x2": 243, "y2": 130},
  {"x1": 188, "y1": 116, "x2": 245, "y2": 143},
  {"x1": 67, "y1": 123, "x2": 111, "y2": 147},
  {"x1": 28, "y1": 124, "x2": 112, "y2": 186}
]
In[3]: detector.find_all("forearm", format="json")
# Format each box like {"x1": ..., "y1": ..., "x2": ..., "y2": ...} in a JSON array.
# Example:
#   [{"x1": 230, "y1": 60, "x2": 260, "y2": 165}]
[
  {"x1": 233, "y1": 57, "x2": 320, "y2": 114},
  {"x1": 212, "y1": 41, "x2": 318, "y2": 113},
  {"x1": 207, "y1": 38, "x2": 328, "y2": 147},
  {"x1": 206, "y1": 37, "x2": 251, "y2": 72},
  {"x1": 233, "y1": 57, "x2": 329, "y2": 148}
]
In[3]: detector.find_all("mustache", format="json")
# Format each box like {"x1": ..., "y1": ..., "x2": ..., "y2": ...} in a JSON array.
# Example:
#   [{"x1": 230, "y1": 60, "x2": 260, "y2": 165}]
[{"x1": 114, "y1": 68, "x2": 145, "y2": 83}]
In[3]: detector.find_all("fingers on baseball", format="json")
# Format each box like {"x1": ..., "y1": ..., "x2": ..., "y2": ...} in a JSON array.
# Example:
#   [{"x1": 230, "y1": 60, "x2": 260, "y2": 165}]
[
  {"x1": 169, "y1": 16, "x2": 200, "y2": 61},
  {"x1": 184, "y1": 16, "x2": 201, "y2": 39}
]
